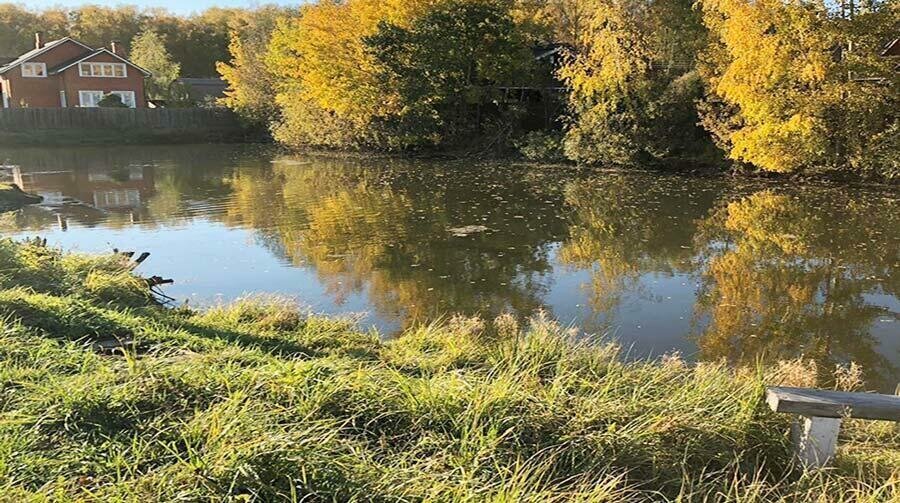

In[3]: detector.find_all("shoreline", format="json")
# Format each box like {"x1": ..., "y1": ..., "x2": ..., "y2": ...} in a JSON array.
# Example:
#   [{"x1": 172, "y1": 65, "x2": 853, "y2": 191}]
[
  {"x1": 281, "y1": 146, "x2": 900, "y2": 188},
  {"x1": 3, "y1": 139, "x2": 895, "y2": 186}
]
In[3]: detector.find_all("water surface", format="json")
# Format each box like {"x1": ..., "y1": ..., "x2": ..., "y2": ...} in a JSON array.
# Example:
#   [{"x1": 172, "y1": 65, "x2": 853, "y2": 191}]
[{"x1": 1, "y1": 145, "x2": 897, "y2": 389}]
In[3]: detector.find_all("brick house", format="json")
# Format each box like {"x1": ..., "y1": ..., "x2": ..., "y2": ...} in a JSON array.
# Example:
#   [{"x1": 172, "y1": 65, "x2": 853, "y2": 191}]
[{"x1": 0, "y1": 33, "x2": 150, "y2": 109}]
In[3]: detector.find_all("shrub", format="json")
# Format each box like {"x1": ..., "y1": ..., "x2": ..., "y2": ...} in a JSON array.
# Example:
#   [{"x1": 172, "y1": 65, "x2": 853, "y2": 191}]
[
  {"x1": 514, "y1": 131, "x2": 565, "y2": 162},
  {"x1": 97, "y1": 93, "x2": 129, "y2": 108}
]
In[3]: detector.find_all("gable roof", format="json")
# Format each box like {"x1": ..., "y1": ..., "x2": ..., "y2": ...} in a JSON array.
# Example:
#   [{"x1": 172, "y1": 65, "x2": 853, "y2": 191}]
[
  {"x1": 882, "y1": 38, "x2": 900, "y2": 57},
  {"x1": 50, "y1": 48, "x2": 151, "y2": 77},
  {"x1": 533, "y1": 44, "x2": 571, "y2": 61},
  {"x1": 0, "y1": 38, "x2": 92, "y2": 75}
]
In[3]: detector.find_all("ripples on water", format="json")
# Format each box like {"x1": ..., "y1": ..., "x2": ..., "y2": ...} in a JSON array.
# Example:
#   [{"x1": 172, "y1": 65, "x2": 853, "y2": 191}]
[{"x1": 0, "y1": 144, "x2": 897, "y2": 389}]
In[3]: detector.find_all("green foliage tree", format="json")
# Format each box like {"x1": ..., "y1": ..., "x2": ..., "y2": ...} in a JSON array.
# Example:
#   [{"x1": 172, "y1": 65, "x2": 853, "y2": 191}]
[
  {"x1": 168, "y1": 8, "x2": 241, "y2": 77},
  {"x1": 129, "y1": 29, "x2": 180, "y2": 101},
  {"x1": 363, "y1": 0, "x2": 533, "y2": 148},
  {"x1": 559, "y1": 0, "x2": 711, "y2": 166}
]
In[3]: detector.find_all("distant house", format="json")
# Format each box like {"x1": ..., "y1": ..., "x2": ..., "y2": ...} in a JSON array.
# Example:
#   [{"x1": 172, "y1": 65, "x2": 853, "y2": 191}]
[
  {"x1": 0, "y1": 33, "x2": 150, "y2": 109},
  {"x1": 176, "y1": 78, "x2": 229, "y2": 104},
  {"x1": 532, "y1": 43, "x2": 571, "y2": 73},
  {"x1": 881, "y1": 38, "x2": 900, "y2": 58},
  {"x1": 882, "y1": 38, "x2": 900, "y2": 72}
]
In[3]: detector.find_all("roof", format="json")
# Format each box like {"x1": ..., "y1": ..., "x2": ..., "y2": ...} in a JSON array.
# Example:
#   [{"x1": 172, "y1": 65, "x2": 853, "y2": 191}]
[
  {"x1": 532, "y1": 44, "x2": 572, "y2": 61},
  {"x1": 50, "y1": 48, "x2": 151, "y2": 76},
  {"x1": 0, "y1": 38, "x2": 92, "y2": 75},
  {"x1": 882, "y1": 38, "x2": 900, "y2": 57}
]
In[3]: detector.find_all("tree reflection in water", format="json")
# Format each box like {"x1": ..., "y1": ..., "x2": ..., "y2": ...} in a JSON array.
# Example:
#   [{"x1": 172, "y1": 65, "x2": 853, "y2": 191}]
[
  {"x1": 1, "y1": 145, "x2": 896, "y2": 388},
  {"x1": 692, "y1": 189, "x2": 899, "y2": 387},
  {"x1": 223, "y1": 158, "x2": 571, "y2": 327}
]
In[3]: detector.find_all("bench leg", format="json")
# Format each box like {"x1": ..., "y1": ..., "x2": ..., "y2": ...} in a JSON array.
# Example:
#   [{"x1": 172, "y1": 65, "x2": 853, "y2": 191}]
[{"x1": 792, "y1": 415, "x2": 841, "y2": 469}]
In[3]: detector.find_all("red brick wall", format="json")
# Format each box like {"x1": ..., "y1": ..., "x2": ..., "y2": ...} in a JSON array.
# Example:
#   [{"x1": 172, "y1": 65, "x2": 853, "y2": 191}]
[
  {"x1": 3, "y1": 40, "x2": 87, "y2": 108},
  {"x1": 60, "y1": 52, "x2": 147, "y2": 108},
  {"x1": 2, "y1": 41, "x2": 146, "y2": 109}
]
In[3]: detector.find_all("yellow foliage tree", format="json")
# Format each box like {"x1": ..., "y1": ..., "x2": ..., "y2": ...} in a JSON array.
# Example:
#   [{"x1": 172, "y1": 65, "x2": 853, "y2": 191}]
[
  {"x1": 217, "y1": 7, "x2": 295, "y2": 126},
  {"x1": 699, "y1": 0, "x2": 898, "y2": 175},
  {"x1": 265, "y1": 0, "x2": 437, "y2": 148}
]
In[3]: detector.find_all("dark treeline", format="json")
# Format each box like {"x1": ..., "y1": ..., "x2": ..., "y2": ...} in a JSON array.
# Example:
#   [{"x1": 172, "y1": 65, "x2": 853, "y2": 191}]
[{"x1": 0, "y1": 3, "x2": 292, "y2": 77}]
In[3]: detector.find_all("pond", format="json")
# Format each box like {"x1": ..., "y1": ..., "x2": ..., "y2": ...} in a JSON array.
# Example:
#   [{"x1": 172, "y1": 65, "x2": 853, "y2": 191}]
[{"x1": 1, "y1": 144, "x2": 897, "y2": 390}]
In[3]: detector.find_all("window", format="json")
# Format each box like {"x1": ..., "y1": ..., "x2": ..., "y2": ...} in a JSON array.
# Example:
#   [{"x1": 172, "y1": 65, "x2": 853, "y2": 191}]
[
  {"x1": 78, "y1": 90, "x2": 136, "y2": 108},
  {"x1": 110, "y1": 91, "x2": 136, "y2": 108},
  {"x1": 21, "y1": 62, "x2": 46, "y2": 78},
  {"x1": 78, "y1": 90, "x2": 104, "y2": 108},
  {"x1": 93, "y1": 189, "x2": 140, "y2": 209},
  {"x1": 79, "y1": 62, "x2": 127, "y2": 78}
]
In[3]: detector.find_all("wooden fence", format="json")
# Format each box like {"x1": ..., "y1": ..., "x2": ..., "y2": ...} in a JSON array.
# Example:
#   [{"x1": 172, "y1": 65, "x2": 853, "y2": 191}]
[{"x1": 0, "y1": 107, "x2": 242, "y2": 131}]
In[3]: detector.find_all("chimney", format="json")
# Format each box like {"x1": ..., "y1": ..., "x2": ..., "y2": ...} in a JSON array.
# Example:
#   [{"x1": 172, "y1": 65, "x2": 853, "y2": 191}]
[
  {"x1": 34, "y1": 32, "x2": 44, "y2": 50},
  {"x1": 110, "y1": 41, "x2": 121, "y2": 56}
]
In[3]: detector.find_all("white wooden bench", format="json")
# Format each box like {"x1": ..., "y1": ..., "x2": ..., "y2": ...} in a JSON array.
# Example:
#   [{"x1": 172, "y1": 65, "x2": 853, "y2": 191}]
[{"x1": 765, "y1": 386, "x2": 900, "y2": 468}]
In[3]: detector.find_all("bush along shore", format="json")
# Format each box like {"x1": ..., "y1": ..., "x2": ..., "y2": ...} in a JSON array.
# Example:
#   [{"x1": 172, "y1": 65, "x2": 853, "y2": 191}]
[{"x1": 0, "y1": 238, "x2": 896, "y2": 501}]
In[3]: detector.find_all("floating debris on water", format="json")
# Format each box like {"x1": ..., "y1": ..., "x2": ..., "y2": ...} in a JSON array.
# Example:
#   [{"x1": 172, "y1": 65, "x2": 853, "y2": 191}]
[{"x1": 449, "y1": 225, "x2": 490, "y2": 237}]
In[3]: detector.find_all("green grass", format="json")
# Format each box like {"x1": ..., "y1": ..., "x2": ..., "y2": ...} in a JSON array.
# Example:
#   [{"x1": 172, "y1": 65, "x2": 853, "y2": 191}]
[{"x1": 0, "y1": 238, "x2": 895, "y2": 501}]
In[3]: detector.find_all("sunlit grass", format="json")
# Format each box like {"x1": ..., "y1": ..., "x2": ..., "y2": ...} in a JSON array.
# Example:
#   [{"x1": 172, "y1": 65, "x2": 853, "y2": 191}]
[{"x1": 0, "y1": 239, "x2": 895, "y2": 501}]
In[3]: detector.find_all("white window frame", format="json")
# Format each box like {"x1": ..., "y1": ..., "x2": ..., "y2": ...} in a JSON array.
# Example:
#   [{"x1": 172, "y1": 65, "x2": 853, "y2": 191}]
[
  {"x1": 78, "y1": 90, "x2": 136, "y2": 108},
  {"x1": 21, "y1": 62, "x2": 47, "y2": 78},
  {"x1": 109, "y1": 90, "x2": 136, "y2": 108},
  {"x1": 78, "y1": 90, "x2": 104, "y2": 108},
  {"x1": 79, "y1": 62, "x2": 127, "y2": 78}
]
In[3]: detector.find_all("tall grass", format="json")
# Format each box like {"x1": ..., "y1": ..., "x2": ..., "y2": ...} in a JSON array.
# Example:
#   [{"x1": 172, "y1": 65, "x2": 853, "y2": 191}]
[{"x1": 0, "y1": 239, "x2": 895, "y2": 501}]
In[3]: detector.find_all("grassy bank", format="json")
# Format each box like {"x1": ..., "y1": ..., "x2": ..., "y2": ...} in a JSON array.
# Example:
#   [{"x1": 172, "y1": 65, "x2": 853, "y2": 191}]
[{"x1": 0, "y1": 239, "x2": 896, "y2": 501}]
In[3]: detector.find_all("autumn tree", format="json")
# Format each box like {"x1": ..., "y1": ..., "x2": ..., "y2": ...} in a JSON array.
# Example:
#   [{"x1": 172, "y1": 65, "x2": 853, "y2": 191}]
[
  {"x1": 265, "y1": 0, "x2": 538, "y2": 150},
  {"x1": 0, "y1": 5, "x2": 40, "y2": 56},
  {"x1": 129, "y1": 29, "x2": 180, "y2": 100},
  {"x1": 68, "y1": 5, "x2": 145, "y2": 50},
  {"x1": 0, "y1": 5, "x2": 249, "y2": 79},
  {"x1": 512, "y1": 0, "x2": 592, "y2": 47},
  {"x1": 698, "y1": 0, "x2": 898, "y2": 177},
  {"x1": 265, "y1": 0, "x2": 443, "y2": 149},
  {"x1": 218, "y1": 7, "x2": 296, "y2": 126}
]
